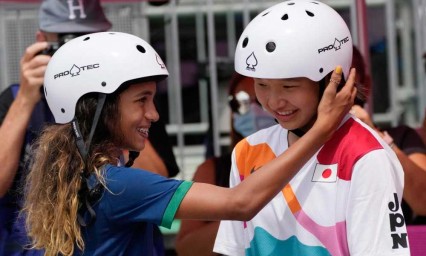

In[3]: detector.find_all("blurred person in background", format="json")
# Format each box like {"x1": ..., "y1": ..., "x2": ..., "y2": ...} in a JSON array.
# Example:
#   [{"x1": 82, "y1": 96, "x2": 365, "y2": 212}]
[
  {"x1": 175, "y1": 73, "x2": 276, "y2": 256},
  {"x1": 0, "y1": 0, "x2": 178, "y2": 254},
  {"x1": 0, "y1": 0, "x2": 111, "y2": 254},
  {"x1": 351, "y1": 46, "x2": 426, "y2": 225}
]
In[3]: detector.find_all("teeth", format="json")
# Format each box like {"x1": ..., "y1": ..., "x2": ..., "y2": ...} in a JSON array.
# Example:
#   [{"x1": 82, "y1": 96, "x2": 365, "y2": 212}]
[
  {"x1": 278, "y1": 110, "x2": 295, "y2": 115},
  {"x1": 137, "y1": 128, "x2": 149, "y2": 134}
]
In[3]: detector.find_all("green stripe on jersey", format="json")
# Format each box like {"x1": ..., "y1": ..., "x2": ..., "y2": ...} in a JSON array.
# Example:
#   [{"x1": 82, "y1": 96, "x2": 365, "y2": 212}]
[{"x1": 161, "y1": 180, "x2": 193, "y2": 228}]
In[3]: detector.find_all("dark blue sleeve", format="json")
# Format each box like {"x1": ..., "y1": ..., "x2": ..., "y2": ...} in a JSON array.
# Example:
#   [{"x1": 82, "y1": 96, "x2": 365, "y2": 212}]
[{"x1": 102, "y1": 166, "x2": 187, "y2": 226}]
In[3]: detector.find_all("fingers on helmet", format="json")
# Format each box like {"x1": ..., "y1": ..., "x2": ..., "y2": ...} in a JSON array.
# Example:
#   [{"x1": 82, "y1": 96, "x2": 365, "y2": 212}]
[{"x1": 329, "y1": 66, "x2": 342, "y2": 86}]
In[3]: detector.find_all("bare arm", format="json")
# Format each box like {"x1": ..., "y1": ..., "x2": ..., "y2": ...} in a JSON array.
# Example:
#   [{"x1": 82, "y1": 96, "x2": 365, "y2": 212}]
[
  {"x1": 393, "y1": 148, "x2": 426, "y2": 215},
  {"x1": 175, "y1": 67, "x2": 357, "y2": 221},
  {"x1": 175, "y1": 158, "x2": 220, "y2": 256},
  {"x1": 0, "y1": 42, "x2": 49, "y2": 196}
]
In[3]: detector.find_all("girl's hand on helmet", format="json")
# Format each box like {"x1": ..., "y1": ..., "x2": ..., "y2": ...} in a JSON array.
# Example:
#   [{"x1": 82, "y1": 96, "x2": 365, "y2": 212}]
[{"x1": 314, "y1": 67, "x2": 357, "y2": 140}]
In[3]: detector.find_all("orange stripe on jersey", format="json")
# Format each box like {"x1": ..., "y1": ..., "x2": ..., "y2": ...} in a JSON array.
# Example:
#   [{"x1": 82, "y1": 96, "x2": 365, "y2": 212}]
[
  {"x1": 282, "y1": 184, "x2": 301, "y2": 214},
  {"x1": 235, "y1": 138, "x2": 277, "y2": 179}
]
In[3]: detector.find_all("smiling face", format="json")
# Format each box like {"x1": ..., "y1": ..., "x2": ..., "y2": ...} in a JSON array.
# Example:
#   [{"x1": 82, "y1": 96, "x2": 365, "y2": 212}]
[
  {"x1": 254, "y1": 77, "x2": 319, "y2": 132},
  {"x1": 117, "y1": 81, "x2": 159, "y2": 151}
]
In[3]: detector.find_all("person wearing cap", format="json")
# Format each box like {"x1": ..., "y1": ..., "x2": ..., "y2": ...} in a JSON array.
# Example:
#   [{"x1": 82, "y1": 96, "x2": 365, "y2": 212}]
[
  {"x1": 21, "y1": 31, "x2": 355, "y2": 256},
  {"x1": 0, "y1": 0, "x2": 111, "y2": 254},
  {"x1": 0, "y1": 0, "x2": 181, "y2": 254},
  {"x1": 213, "y1": 1, "x2": 409, "y2": 255}
]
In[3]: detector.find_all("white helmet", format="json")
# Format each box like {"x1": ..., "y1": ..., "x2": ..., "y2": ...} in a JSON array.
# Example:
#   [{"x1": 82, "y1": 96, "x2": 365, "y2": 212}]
[
  {"x1": 235, "y1": 0, "x2": 353, "y2": 81},
  {"x1": 44, "y1": 32, "x2": 169, "y2": 124}
]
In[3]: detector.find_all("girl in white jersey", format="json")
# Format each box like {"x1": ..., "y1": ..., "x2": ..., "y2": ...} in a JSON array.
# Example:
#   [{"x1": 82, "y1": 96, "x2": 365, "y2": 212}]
[
  {"x1": 21, "y1": 31, "x2": 355, "y2": 256},
  {"x1": 214, "y1": 1, "x2": 410, "y2": 255}
]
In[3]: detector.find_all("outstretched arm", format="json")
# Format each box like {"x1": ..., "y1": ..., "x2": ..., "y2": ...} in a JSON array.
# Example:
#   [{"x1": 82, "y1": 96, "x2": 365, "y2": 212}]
[
  {"x1": 176, "y1": 67, "x2": 357, "y2": 220},
  {"x1": 0, "y1": 42, "x2": 49, "y2": 196}
]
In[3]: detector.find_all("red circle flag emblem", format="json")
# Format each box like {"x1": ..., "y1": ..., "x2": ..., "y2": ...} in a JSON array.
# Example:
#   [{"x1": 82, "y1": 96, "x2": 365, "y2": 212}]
[
  {"x1": 322, "y1": 169, "x2": 332, "y2": 179},
  {"x1": 312, "y1": 164, "x2": 338, "y2": 183}
]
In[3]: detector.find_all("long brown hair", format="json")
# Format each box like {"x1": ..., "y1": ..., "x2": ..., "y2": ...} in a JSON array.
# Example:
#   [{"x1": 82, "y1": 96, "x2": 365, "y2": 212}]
[{"x1": 23, "y1": 89, "x2": 126, "y2": 256}]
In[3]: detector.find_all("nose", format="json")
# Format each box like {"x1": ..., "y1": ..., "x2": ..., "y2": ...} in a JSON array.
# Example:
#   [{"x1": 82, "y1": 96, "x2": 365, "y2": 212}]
[
  {"x1": 267, "y1": 89, "x2": 287, "y2": 110},
  {"x1": 145, "y1": 103, "x2": 159, "y2": 122}
]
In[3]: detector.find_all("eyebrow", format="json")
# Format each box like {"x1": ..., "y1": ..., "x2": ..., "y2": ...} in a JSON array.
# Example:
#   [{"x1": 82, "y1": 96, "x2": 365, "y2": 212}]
[{"x1": 134, "y1": 90, "x2": 155, "y2": 98}]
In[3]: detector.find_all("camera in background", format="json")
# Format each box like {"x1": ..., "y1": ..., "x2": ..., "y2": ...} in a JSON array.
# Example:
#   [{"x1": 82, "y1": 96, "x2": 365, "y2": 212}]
[{"x1": 38, "y1": 33, "x2": 85, "y2": 56}]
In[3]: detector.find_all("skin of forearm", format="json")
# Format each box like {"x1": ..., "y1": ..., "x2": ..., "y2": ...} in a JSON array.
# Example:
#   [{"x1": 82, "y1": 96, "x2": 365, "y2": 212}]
[
  {"x1": 176, "y1": 126, "x2": 333, "y2": 221},
  {"x1": 175, "y1": 221, "x2": 220, "y2": 256},
  {"x1": 0, "y1": 96, "x2": 35, "y2": 196},
  {"x1": 393, "y1": 147, "x2": 426, "y2": 215}
]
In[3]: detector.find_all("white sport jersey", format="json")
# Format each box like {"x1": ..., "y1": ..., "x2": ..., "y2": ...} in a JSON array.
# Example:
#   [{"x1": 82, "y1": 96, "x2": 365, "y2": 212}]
[{"x1": 214, "y1": 115, "x2": 410, "y2": 256}]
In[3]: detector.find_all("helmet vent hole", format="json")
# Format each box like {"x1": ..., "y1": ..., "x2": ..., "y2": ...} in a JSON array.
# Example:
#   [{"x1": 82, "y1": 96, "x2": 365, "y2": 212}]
[
  {"x1": 281, "y1": 14, "x2": 288, "y2": 20},
  {"x1": 306, "y1": 11, "x2": 315, "y2": 17},
  {"x1": 266, "y1": 42, "x2": 276, "y2": 53},
  {"x1": 61, "y1": 108, "x2": 65, "y2": 113},
  {"x1": 101, "y1": 82, "x2": 106, "y2": 87},
  {"x1": 83, "y1": 37, "x2": 90, "y2": 41},
  {"x1": 242, "y1": 37, "x2": 249, "y2": 48},
  {"x1": 319, "y1": 68, "x2": 324, "y2": 73},
  {"x1": 287, "y1": 2, "x2": 295, "y2": 5},
  {"x1": 137, "y1": 45, "x2": 146, "y2": 53},
  {"x1": 262, "y1": 11, "x2": 269, "y2": 17}
]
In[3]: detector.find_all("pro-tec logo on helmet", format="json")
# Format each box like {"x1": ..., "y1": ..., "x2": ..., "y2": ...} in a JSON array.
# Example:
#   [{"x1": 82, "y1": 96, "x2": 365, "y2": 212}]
[
  {"x1": 318, "y1": 36, "x2": 350, "y2": 54},
  {"x1": 54, "y1": 63, "x2": 100, "y2": 79}
]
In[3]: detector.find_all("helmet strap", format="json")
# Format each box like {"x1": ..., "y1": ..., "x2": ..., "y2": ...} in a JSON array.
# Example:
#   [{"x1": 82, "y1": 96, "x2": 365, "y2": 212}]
[
  {"x1": 86, "y1": 93, "x2": 106, "y2": 157},
  {"x1": 71, "y1": 93, "x2": 106, "y2": 162},
  {"x1": 125, "y1": 151, "x2": 140, "y2": 167},
  {"x1": 72, "y1": 118, "x2": 88, "y2": 162},
  {"x1": 289, "y1": 129, "x2": 306, "y2": 137},
  {"x1": 72, "y1": 93, "x2": 106, "y2": 227}
]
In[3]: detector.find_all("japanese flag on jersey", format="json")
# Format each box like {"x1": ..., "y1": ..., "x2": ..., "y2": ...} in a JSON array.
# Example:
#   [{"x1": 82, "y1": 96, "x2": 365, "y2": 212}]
[{"x1": 312, "y1": 163, "x2": 338, "y2": 182}]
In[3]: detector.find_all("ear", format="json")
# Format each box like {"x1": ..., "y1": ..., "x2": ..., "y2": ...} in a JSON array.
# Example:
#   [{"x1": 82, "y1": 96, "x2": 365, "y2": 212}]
[{"x1": 36, "y1": 30, "x2": 47, "y2": 42}]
